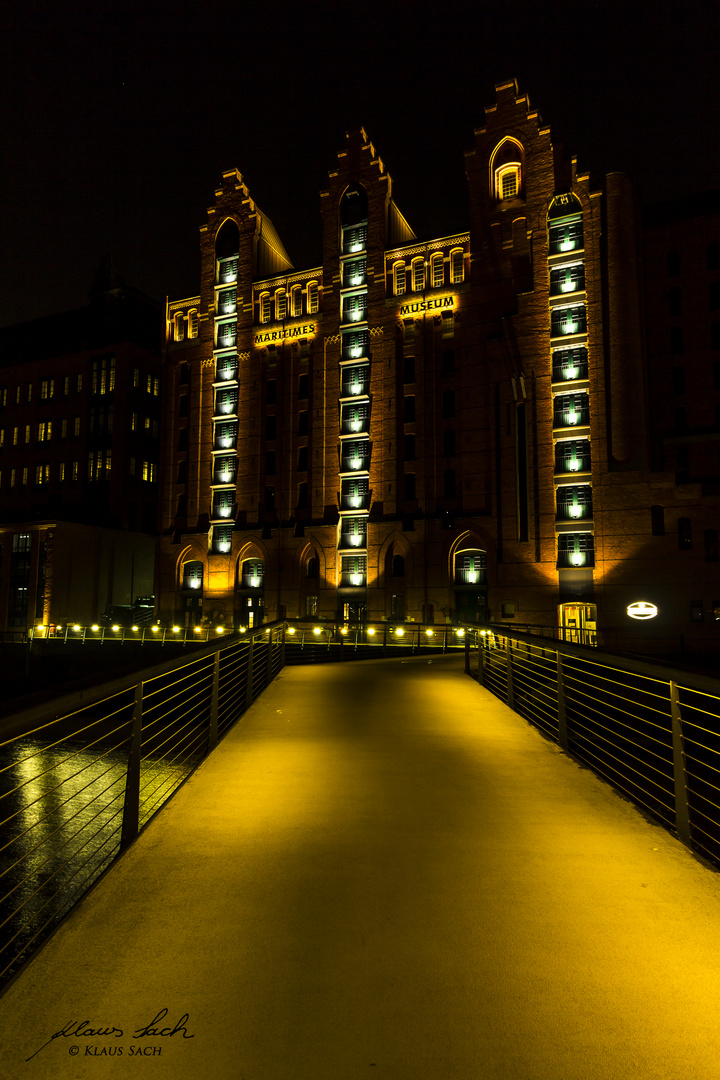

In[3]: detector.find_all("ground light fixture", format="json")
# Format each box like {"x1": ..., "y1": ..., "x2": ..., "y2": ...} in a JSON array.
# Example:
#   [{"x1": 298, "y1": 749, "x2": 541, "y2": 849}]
[
  {"x1": 131, "y1": 626, "x2": 139, "y2": 632},
  {"x1": 216, "y1": 626, "x2": 224, "y2": 634},
  {"x1": 91, "y1": 625, "x2": 99, "y2": 632},
  {"x1": 313, "y1": 627, "x2": 322, "y2": 636},
  {"x1": 194, "y1": 626, "x2": 203, "y2": 633},
  {"x1": 367, "y1": 628, "x2": 375, "y2": 636},
  {"x1": 340, "y1": 626, "x2": 348, "y2": 635},
  {"x1": 395, "y1": 627, "x2": 404, "y2": 637},
  {"x1": 73, "y1": 624, "x2": 81, "y2": 632},
  {"x1": 112, "y1": 625, "x2": 120, "y2": 632},
  {"x1": 287, "y1": 627, "x2": 296, "y2": 634},
  {"x1": 456, "y1": 628, "x2": 465, "y2": 636},
  {"x1": 172, "y1": 626, "x2": 180, "y2": 633},
  {"x1": 151, "y1": 626, "x2": 159, "y2": 633},
  {"x1": 426, "y1": 628, "x2": 433, "y2": 636}
]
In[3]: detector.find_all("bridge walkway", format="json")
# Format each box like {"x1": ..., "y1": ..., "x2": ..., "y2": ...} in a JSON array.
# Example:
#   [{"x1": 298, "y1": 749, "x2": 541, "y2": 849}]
[{"x1": 2, "y1": 655, "x2": 720, "y2": 1079}]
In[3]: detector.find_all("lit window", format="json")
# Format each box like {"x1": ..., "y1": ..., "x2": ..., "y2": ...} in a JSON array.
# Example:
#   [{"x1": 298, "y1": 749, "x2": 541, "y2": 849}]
[
  {"x1": 174, "y1": 313, "x2": 185, "y2": 341},
  {"x1": 22, "y1": 467, "x2": 28, "y2": 485},
  {"x1": 188, "y1": 309, "x2": 199, "y2": 338},
  {"x1": 27, "y1": 383, "x2": 32, "y2": 403},
  {"x1": 74, "y1": 417, "x2": 80, "y2": 436},
  {"x1": 12, "y1": 427, "x2": 18, "y2": 445},
  {"x1": 0, "y1": 429, "x2": 3, "y2": 447},
  {"x1": 131, "y1": 412, "x2": 137, "y2": 432},
  {"x1": 450, "y1": 249, "x2": 463, "y2": 284},
  {"x1": 307, "y1": 281, "x2": 319, "y2": 314},
  {"x1": 412, "y1": 259, "x2": 425, "y2": 292},
  {"x1": 393, "y1": 262, "x2": 406, "y2": 296},
  {"x1": 142, "y1": 461, "x2": 156, "y2": 482},
  {"x1": 290, "y1": 286, "x2": 302, "y2": 317},
  {"x1": 10, "y1": 468, "x2": 16, "y2": 487},
  {"x1": 431, "y1": 254, "x2": 444, "y2": 289},
  {"x1": 154, "y1": 377, "x2": 160, "y2": 397},
  {"x1": 35, "y1": 464, "x2": 50, "y2": 485},
  {"x1": 77, "y1": 373, "x2": 83, "y2": 392},
  {"x1": 24, "y1": 425, "x2": 30, "y2": 443},
  {"x1": 276, "y1": 290, "x2": 287, "y2": 321},
  {"x1": 72, "y1": 461, "x2": 78, "y2": 481},
  {"x1": 497, "y1": 166, "x2": 520, "y2": 200},
  {"x1": 146, "y1": 374, "x2": 153, "y2": 394},
  {"x1": 59, "y1": 463, "x2": 65, "y2": 481},
  {"x1": 40, "y1": 379, "x2": 54, "y2": 399},
  {"x1": 133, "y1": 367, "x2": 139, "y2": 388}
]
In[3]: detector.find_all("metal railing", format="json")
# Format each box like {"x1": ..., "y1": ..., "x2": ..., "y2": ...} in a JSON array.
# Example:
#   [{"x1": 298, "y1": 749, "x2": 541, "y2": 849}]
[
  {"x1": 0, "y1": 622, "x2": 285, "y2": 993},
  {"x1": 283, "y1": 621, "x2": 468, "y2": 662},
  {"x1": 469, "y1": 625, "x2": 720, "y2": 868}
]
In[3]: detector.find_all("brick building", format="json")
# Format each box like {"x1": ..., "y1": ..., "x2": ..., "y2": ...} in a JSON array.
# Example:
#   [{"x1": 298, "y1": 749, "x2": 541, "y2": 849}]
[
  {"x1": 158, "y1": 80, "x2": 719, "y2": 660},
  {"x1": 0, "y1": 280, "x2": 163, "y2": 630}
]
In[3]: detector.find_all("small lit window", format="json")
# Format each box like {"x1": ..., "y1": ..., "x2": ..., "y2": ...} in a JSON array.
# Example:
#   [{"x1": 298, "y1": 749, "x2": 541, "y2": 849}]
[
  {"x1": 260, "y1": 293, "x2": 271, "y2": 323},
  {"x1": 393, "y1": 262, "x2": 406, "y2": 296},
  {"x1": 174, "y1": 313, "x2": 185, "y2": 341},
  {"x1": 431, "y1": 254, "x2": 444, "y2": 289},
  {"x1": 275, "y1": 290, "x2": 287, "y2": 321},
  {"x1": 307, "y1": 281, "x2": 319, "y2": 314},
  {"x1": 450, "y1": 249, "x2": 463, "y2": 284},
  {"x1": 291, "y1": 285, "x2": 302, "y2": 317},
  {"x1": 188, "y1": 309, "x2": 199, "y2": 338},
  {"x1": 412, "y1": 259, "x2": 425, "y2": 292}
]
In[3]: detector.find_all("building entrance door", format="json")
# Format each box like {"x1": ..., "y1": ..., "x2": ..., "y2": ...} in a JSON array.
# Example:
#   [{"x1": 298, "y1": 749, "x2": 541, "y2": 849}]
[{"x1": 558, "y1": 602, "x2": 597, "y2": 645}]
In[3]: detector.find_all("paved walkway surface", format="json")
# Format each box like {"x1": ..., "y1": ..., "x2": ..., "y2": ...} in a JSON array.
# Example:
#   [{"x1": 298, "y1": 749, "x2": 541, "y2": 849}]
[{"x1": 3, "y1": 656, "x2": 720, "y2": 1080}]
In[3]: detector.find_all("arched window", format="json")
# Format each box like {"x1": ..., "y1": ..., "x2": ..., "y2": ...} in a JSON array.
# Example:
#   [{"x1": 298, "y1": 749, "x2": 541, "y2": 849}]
[
  {"x1": 174, "y1": 313, "x2": 185, "y2": 342},
  {"x1": 430, "y1": 253, "x2": 444, "y2": 289},
  {"x1": 259, "y1": 292, "x2": 271, "y2": 323},
  {"x1": 187, "y1": 309, "x2": 198, "y2": 338},
  {"x1": 275, "y1": 289, "x2": 287, "y2": 321},
  {"x1": 241, "y1": 560, "x2": 264, "y2": 588},
  {"x1": 393, "y1": 262, "x2": 406, "y2": 296},
  {"x1": 306, "y1": 555, "x2": 319, "y2": 578},
  {"x1": 290, "y1": 285, "x2": 302, "y2": 317},
  {"x1": 450, "y1": 249, "x2": 464, "y2": 284},
  {"x1": 216, "y1": 220, "x2": 240, "y2": 283},
  {"x1": 341, "y1": 184, "x2": 368, "y2": 226},
  {"x1": 182, "y1": 560, "x2": 203, "y2": 591},
  {"x1": 392, "y1": 554, "x2": 405, "y2": 577},
  {"x1": 411, "y1": 258, "x2": 425, "y2": 292},
  {"x1": 307, "y1": 281, "x2": 319, "y2": 314},
  {"x1": 491, "y1": 139, "x2": 524, "y2": 202}
]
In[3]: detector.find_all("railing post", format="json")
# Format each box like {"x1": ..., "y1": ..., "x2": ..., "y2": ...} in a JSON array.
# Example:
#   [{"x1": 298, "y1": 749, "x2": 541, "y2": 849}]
[
  {"x1": 556, "y1": 651, "x2": 569, "y2": 751},
  {"x1": 669, "y1": 680, "x2": 692, "y2": 846},
  {"x1": 464, "y1": 633, "x2": 470, "y2": 674},
  {"x1": 245, "y1": 635, "x2": 255, "y2": 709},
  {"x1": 266, "y1": 629, "x2": 274, "y2": 683},
  {"x1": 121, "y1": 681, "x2": 143, "y2": 851},
  {"x1": 506, "y1": 637, "x2": 515, "y2": 709},
  {"x1": 208, "y1": 649, "x2": 220, "y2": 753},
  {"x1": 281, "y1": 624, "x2": 286, "y2": 669},
  {"x1": 477, "y1": 634, "x2": 485, "y2": 686}
]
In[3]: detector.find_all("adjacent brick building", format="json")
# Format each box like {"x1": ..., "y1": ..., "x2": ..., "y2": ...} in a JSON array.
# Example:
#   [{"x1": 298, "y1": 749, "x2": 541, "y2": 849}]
[
  {"x1": 158, "y1": 80, "x2": 719, "y2": 660},
  {"x1": 0, "y1": 280, "x2": 163, "y2": 629}
]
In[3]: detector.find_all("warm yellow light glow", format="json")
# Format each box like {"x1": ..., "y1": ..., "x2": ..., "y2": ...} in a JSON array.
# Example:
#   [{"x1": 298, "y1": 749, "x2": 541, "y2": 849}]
[
  {"x1": 194, "y1": 626, "x2": 203, "y2": 633},
  {"x1": 151, "y1": 626, "x2": 159, "y2": 633},
  {"x1": 56, "y1": 626, "x2": 63, "y2": 632},
  {"x1": 287, "y1": 627, "x2": 296, "y2": 634},
  {"x1": 172, "y1": 626, "x2": 180, "y2": 633},
  {"x1": 132, "y1": 626, "x2": 139, "y2": 632},
  {"x1": 73, "y1": 624, "x2": 81, "y2": 632},
  {"x1": 112, "y1": 625, "x2": 120, "y2": 632},
  {"x1": 340, "y1": 627, "x2": 348, "y2": 635},
  {"x1": 426, "y1": 629, "x2": 433, "y2": 636},
  {"x1": 456, "y1": 628, "x2": 465, "y2": 636},
  {"x1": 367, "y1": 628, "x2": 375, "y2": 636},
  {"x1": 627, "y1": 601, "x2": 659, "y2": 620},
  {"x1": 91, "y1": 625, "x2": 99, "y2": 632},
  {"x1": 396, "y1": 627, "x2": 404, "y2": 637},
  {"x1": 313, "y1": 627, "x2": 322, "y2": 636},
  {"x1": 216, "y1": 626, "x2": 225, "y2": 634}
]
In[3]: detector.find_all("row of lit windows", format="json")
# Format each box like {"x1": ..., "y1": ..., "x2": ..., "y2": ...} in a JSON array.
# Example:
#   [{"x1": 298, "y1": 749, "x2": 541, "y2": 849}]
[
  {"x1": 392, "y1": 250, "x2": 464, "y2": 296},
  {"x1": 131, "y1": 413, "x2": 159, "y2": 437},
  {"x1": 258, "y1": 282, "x2": 319, "y2": 324},
  {"x1": 1, "y1": 417, "x2": 82, "y2": 446},
  {"x1": 0, "y1": 374, "x2": 83, "y2": 408},
  {"x1": 1, "y1": 462, "x2": 79, "y2": 486}
]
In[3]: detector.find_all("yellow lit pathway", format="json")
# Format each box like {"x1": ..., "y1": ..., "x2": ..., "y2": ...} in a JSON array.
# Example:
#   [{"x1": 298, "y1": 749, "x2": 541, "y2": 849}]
[{"x1": 3, "y1": 656, "x2": 720, "y2": 1079}]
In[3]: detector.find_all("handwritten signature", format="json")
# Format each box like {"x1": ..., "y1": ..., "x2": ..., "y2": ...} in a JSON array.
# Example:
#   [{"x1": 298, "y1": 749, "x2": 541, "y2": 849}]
[{"x1": 27, "y1": 1009, "x2": 194, "y2": 1061}]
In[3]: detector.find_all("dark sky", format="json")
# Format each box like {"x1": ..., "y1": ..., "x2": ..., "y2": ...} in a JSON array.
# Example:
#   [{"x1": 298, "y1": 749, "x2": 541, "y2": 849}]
[{"x1": 1, "y1": 0, "x2": 719, "y2": 327}]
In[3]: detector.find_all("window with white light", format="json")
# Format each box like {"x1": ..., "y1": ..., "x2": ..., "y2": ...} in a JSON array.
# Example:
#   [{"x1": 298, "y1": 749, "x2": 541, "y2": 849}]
[
  {"x1": 393, "y1": 262, "x2": 406, "y2": 296},
  {"x1": 412, "y1": 259, "x2": 425, "y2": 292},
  {"x1": 307, "y1": 281, "x2": 319, "y2": 314},
  {"x1": 431, "y1": 253, "x2": 444, "y2": 289},
  {"x1": 491, "y1": 138, "x2": 524, "y2": 203}
]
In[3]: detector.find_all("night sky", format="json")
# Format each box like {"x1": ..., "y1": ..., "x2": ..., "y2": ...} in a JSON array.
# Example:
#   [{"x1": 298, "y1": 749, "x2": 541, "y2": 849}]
[{"x1": 2, "y1": 0, "x2": 718, "y2": 328}]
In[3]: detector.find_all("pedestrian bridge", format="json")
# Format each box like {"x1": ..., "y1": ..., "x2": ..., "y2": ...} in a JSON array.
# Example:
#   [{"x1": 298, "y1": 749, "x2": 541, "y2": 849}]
[{"x1": 2, "y1": 637, "x2": 720, "y2": 1078}]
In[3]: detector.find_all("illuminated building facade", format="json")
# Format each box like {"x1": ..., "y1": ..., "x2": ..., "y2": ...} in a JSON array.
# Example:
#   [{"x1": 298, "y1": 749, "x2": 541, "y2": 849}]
[
  {"x1": 0, "y1": 282, "x2": 162, "y2": 629},
  {"x1": 159, "y1": 81, "x2": 719, "y2": 658}
]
